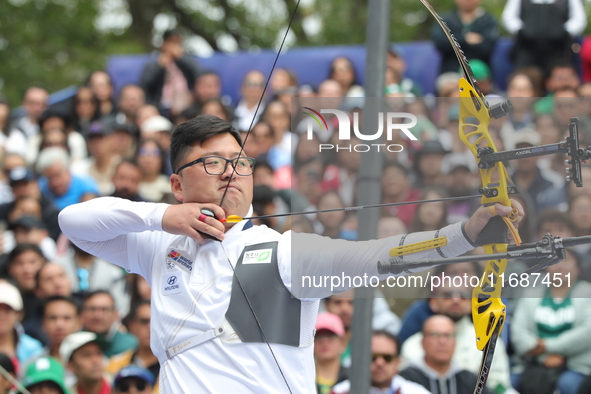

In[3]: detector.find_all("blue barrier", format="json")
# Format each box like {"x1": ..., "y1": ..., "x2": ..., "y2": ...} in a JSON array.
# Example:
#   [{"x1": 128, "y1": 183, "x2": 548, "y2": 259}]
[{"x1": 106, "y1": 39, "x2": 516, "y2": 103}]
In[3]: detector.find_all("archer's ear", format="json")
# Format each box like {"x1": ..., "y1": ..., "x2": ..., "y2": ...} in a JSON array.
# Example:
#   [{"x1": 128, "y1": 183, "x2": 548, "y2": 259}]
[{"x1": 170, "y1": 174, "x2": 184, "y2": 203}]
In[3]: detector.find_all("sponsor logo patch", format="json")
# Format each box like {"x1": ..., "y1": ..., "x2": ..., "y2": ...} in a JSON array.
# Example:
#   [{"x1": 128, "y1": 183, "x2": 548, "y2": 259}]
[
  {"x1": 243, "y1": 248, "x2": 273, "y2": 264},
  {"x1": 166, "y1": 248, "x2": 193, "y2": 272},
  {"x1": 162, "y1": 272, "x2": 182, "y2": 295}
]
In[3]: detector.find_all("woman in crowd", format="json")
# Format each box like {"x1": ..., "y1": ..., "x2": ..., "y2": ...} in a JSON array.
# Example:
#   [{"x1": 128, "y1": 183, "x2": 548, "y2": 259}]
[{"x1": 136, "y1": 139, "x2": 170, "y2": 202}]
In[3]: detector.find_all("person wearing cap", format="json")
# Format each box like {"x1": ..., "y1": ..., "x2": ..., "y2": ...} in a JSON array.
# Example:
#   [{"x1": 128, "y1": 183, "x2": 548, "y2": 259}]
[
  {"x1": 0, "y1": 280, "x2": 43, "y2": 370},
  {"x1": 71, "y1": 121, "x2": 121, "y2": 196},
  {"x1": 20, "y1": 356, "x2": 69, "y2": 394},
  {"x1": 59, "y1": 331, "x2": 109, "y2": 394},
  {"x1": 139, "y1": 116, "x2": 173, "y2": 176},
  {"x1": 0, "y1": 166, "x2": 61, "y2": 241},
  {"x1": 314, "y1": 312, "x2": 348, "y2": 394},
  {"x1": 431, "y1": 0, "x2": 499, "y2": 75},
  {"x1": 508, "y1": 127, "x2": 566, "y2": 212},
  {"x1": 0, "y1": 352, "x2": 16, "y2": 394},
  {"x1": 112, "y1": 366, "x2": 154, "y2": 394},
  {"x1": 141, "y1": 29, "x2": 200, "y2": 118},
  {"x1": 58, "y1": 115, "x2": 524, "y2": 393},
  {"x1": 465, "y1": 59, "x2": 495, "y2": 96},
  {"x1": 36, "y1": 147, "x2": 100, "y2": 211}
]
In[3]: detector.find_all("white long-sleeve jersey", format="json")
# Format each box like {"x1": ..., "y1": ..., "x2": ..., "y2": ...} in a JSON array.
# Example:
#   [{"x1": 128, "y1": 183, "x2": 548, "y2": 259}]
[{"x1": 59, "y1": 197, "x2": 474, "y2": 393}]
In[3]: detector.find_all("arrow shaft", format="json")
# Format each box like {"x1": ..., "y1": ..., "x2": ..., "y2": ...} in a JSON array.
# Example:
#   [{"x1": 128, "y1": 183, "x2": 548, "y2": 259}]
[{"x1": 235, "y1": 194, "x2": 482, "y2": 222}]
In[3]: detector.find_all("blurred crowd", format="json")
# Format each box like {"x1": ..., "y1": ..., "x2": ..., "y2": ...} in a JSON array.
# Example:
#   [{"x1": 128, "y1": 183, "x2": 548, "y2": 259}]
[{"x1": 0, "y1": 0, "x2": 591, "y2": 392}]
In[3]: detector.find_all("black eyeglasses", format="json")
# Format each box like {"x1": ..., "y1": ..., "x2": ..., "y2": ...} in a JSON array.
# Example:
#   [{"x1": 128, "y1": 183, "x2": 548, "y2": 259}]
[
  {"x1": 175, "y1": 156, "x2": 255, "y2": 176},
  {"x1": 372, "y1": 353, "x2": 397, "y2": 363},
  {"x1": 116, "y1": 379, "x2": 147, "y2": 392}
]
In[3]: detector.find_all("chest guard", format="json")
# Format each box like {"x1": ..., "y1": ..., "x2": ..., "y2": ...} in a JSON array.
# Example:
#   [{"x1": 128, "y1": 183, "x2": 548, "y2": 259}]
[{"x1": 225, "y1": 241, "x2": 302, "y2": 347}]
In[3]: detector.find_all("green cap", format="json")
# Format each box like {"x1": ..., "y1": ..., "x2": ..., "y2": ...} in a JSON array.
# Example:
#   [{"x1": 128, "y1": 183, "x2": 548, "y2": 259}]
[
  {"x1": 20, "y1": 357, "x2": 68, "y2": 394},
  {"x1": 463, "y1": 59, "x2": 491, "y2": 81}
]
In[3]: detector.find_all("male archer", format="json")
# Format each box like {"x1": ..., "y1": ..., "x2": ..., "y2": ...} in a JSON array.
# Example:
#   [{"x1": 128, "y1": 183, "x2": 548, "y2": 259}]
[{"x1": 58, "y1": 115, "x2": 523, "y2": 393}]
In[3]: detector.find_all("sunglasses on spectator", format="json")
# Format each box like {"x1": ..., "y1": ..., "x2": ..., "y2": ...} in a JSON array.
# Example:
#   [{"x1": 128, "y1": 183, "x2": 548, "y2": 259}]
[
  {"x1": 116, "y1": 379, "x2": 147, "y2": 392},
  {"x1": 372, "y1": 353, "x2": 397, "y2": 363}
]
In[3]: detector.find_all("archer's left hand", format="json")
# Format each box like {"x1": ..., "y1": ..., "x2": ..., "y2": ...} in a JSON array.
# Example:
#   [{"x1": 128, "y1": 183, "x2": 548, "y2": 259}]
[{"x1": 464, "y1": 199, "x2": 525, "y2": 245}]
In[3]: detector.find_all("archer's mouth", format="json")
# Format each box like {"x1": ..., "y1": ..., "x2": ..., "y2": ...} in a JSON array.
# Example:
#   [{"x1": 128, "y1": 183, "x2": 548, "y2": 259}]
[{"x1": 220, "y1": 185, "x2": 241, "y2": 192}]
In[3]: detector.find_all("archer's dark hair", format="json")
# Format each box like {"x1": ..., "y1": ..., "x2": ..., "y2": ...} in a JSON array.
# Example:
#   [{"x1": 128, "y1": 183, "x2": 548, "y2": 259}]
[
  {"x1": 42, "y1": 295, "x2": 81, "y2": 319},
  {"x1": 170, "y1": 115, "x2": 242, "y2": 174}
]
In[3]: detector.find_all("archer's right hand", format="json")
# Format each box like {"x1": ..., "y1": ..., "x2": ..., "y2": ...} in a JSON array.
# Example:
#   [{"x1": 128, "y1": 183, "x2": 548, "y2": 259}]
[{"x1": 162, "y1": 203, "x2": 226, "y2": 245}]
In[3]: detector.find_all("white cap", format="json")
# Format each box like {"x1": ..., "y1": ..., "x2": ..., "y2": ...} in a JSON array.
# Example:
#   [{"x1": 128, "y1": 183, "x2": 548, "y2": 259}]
[
  {"x1": 512, "y1": 127, "x2": 541, "y2": 147},
  {"x1": 141, "y1": 116, "x2": 173, "y2": 134},
  {"x1": 59, "y1": 331, "x2": 99, "y2": 362},
  {"x1": 0, "y1": 281, "x2": 23, "y2": 311}
]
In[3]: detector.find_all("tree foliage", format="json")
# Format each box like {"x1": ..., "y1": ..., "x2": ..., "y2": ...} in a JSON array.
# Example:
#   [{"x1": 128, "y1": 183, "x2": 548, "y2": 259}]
[{"x1": 0, "y1": 0, "x2": 586, "y2": 105}]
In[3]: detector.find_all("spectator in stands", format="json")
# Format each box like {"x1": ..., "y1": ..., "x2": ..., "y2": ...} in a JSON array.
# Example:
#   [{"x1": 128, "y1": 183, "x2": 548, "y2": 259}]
[
  {"x1": 14, "y1": 87, "x2": 48, "y2": 139},
  {"x1": 511, "y1": 250, "x2": 591, "y2": 394},
  {"x1": 508, "y1": 128, "x2": 565, "y2": 212},
  {"x1": 193, "y1": 70, "x2": 222, "y2": 110},
  {"x1": 86, "y1": 70, "x2": 116, "y2": 116},
  {"x1": 135, "y1": 105, "x2": 160, "y2": 132},
  {"x1": 262, "y1": 100, "x2": 293, "y2": 171},
  {"x1": 441, "y1": 154, "x2": 478, "y2": 223},
  {"x1": 410, "y1": 188, "x2": 449, "y2": 233},
  {"x1": 40, "y1": 296, "x2": 81, "y2": 363},
  {"x1": 314, "y1": 312, "x2": 348, "y2": 394},
  {"x1": 136, "y1": 139, "x2": 170, "y2": 202},
  {"x1": 8, "y1": 216, "x2": 56, "y2": 261},
  {"x1": 400, "y1": 315, "x2": 492, "y2": 394},
  {"x1": 385, "y1": 48, "x2": 422, "y2": 96},
  {"x1": 110, "y1": 160, "x2": 145, "y2": 202},
  {"x1": 234, "y1": 70, "x2": 266, "y2": 131},
  {"x1": 200, "y1": 98, "x2": 233, "y2": 123},
  {"x1": 400, "y1": 284, "x2": 512, "y2": 393},
  {"x1": 324, "y1": 289, "x2": 401, "y2": 369},
  {"x1": 0, "y1": 166, "x2": 61, "y2": 241},
  {"x1": 331, "y1": 331, "x2": 429, "y2": 394},
  {"x1": 376, "y1": 217, "x2": 407, "y2": 239},
  {"x1": 0, "y1": 280, "x2": 43, "y2": 369},
  {"x1": 502, "y1": 0, "x2": 586, "y2": 71},
  {"x1": 271, "y1": 68, "x2": 297, "y2": 97},
  {"x1": 431, "y1": 0, "x2": 499, "y2": 74},
  {"x1": 381, "y1": 161, "x2": 421, "y2": 228},
  {"x1": 500, "y1": 69, "x2": 540, "y2": 149},
  {"x1": 0, "y1": 97, "x2": 28, "y2": 158},
  {"x1": 0, "y1": 352, "x2": 14, "y2": 394},
  {"x1": 116, "y1": 85, "x2": 146, "y2": 126},
  {"x1": 140, "y1": 115, "x2": 173, "y2": 176},
  {"x1": 70, "y1": 86, "x2": 100, "y2": 137},
  {"x1": 105, "y1": 116, "x2": 137, "y2": 161},
  {"x1": 28, "y1": 109, "x2": 87, "y2": 165},
  {"x1": 294, "y1": 157, "x2": 325, "y2": 208},
  {"x1": 36, "y1": 147, "x2": 100, "y2": 210},
  {"x1": 107, "y1": 301, "x2": 159, "y2": 393},
  {"x1": 112, "y1": 366, "x2": 155, "y2": 394},
  {"x1": 329, "y1": 57, "x2": 364, "y2": 97},
  {"x1": 316, "y1": 191, "x2": 347, "y2": 239},
  {"x1": 35, "y1": 263, "x2": 73, "y2": 299},
  {"x1": 56, "y1": 242, "x2": 128, "y2": 315},
  {"x1": 80, "y1": 291, "x2": 136, "y2": 358},
  {"x1": 413, "y1": 140, "x2": 447, "y2": 188},
  {"x1": 72, "y1": 121, "x2": 120, "y2": 196},
  {"x1": 141, "y1": 30, "x2": 200, "y2": 118},
  {"x1": 569, "y1": 194, "x2": 591, "y2": 241},
  {"x1": 242, "y1": 121, "x2": 275, "y2": 162},
  {"x1": 534, "y1": 62, "x2": 582, "y2": 115},
  {"x1": 60, "y1": 331, "x2": 110, "y2": 393},
  {"x1": 20, "y1": 356, "x2": 69, "y2": 394}
]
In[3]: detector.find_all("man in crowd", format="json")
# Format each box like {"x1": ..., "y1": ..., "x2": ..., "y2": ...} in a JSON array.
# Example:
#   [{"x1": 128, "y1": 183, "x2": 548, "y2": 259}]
[
  {"x1": 60, "y1": 331, "x2": 110, "y2": 394},
  {"x1": 80, "y1": 291, "x2": 136, "y2": 357},
  {"x1": 112, "y1": 365, "x2": 155, "y2": 394},
  {"x1": 110, "y1": 160, "x2": 145, "y2": 202},
  {"x1": 331, "y1": 331, "x2": 430, "y2": 393},
  {"x1": 41, "y1": 296, "x2": 81, "y2": 362},
  {"x1": 14, "y1": 87, "x2": 48, "y2": 139},
  {"x1": 400, "y1": 315, "x2": 491, "y2": 394}
]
